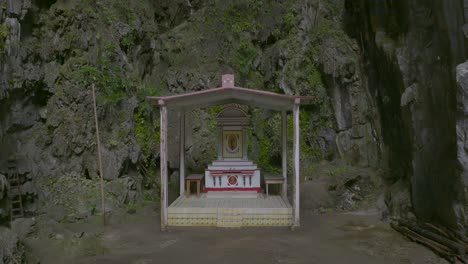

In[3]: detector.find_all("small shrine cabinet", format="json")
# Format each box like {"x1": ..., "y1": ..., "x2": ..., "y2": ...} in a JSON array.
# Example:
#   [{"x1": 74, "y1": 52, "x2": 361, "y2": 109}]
[{"x1": 205, "y1": 106, "x2": 261, "y2": 194}]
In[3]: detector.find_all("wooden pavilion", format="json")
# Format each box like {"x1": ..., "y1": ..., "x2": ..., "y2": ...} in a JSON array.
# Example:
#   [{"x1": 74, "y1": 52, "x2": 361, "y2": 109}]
[{"x1": 147, "y1": 74, "x2": 312, "y2": 230}]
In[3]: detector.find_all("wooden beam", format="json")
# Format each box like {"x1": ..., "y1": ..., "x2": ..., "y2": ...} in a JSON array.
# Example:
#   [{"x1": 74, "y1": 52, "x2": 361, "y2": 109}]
[
  {"x1": 179, "y1": 111, "x2": 185, "y2": 196},
  {"x1": 281, "y1": 111, "x2": 287, "y2": 198},
  {"x1": 160, "y1": 106, "x2": 168, "y2": 230},
  {"x1": 292, "y1": 103, "x2": 300, "y2": 227}
]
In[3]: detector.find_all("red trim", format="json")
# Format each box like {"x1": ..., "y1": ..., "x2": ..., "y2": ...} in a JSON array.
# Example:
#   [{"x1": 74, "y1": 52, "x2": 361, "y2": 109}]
[
  {"x1": 205, "y1": 187, "x2": 261, "y2": 193},
  {"x1": 209, "y1": 170, "x2": 254, "y2": 175}
]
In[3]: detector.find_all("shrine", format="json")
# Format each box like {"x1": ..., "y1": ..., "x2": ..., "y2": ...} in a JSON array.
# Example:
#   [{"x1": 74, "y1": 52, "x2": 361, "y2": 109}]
[
  {"x1": 147, "y1": 74, "x2": 312, "y2": 229},
  {"x1": 204, "y1": 105, "x2": 261, "y2": 195}
]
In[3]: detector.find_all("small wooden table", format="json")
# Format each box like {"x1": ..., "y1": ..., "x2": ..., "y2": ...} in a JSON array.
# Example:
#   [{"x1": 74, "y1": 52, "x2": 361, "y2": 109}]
[
  {"x1": 264, "y1": 175, "x2": 285, "y2": 197},
  {"x1": 185, "y1": 174, "x2": 204, "y2": 198}
]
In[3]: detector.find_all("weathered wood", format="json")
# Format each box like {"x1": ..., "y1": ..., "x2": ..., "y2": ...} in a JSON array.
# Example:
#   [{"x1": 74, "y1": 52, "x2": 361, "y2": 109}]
[
  {"x1": 92, "y1": 83, "x2": 106, "y2": 226},
  {"x1": 281, "y1": 110, "x2": 287, "y2": 198},
  {"x1": 292, "y1": 102, "x2": 300, "y2": 227},
  {"x1": 391, "y1": 222, "x2": 466, "y2": 263},
  {"x1": 398, "y1": 220, "x2": 466, "y2": 255},
  {"x1": 265, "y1": 175, "x2": 284, "y2": 197},
  {"x1": 424, "y1": 222, "x2": 468, "y2": 246},
  {"x1": 146, "y1": 86, "x2": 314, "y2": 111},
  {"x1": 391, "y1": 223, "x2": 453, "y2": 256},
  {"x1": 185, "y1": 174, "x2": 204, "y2": 198},
  {"x1": 179, "y1": 111, "x2": 185, "y2": 196},
  {"x1": 160, "y1": 105, "x2": 168, "y2": 230}
]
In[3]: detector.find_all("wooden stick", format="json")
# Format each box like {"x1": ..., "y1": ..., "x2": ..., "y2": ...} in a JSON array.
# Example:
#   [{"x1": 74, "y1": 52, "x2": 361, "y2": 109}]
[
  {"x1": 92, "y1": 83, "x2": 106, "y2": 225},
  {"x1": 391, "y1": 223, "x2": 457, "y2": 262},
  {"x1": 160, "y1": 105, "x2": 168, "y2": 230},
  {"x1": 281, "y1": 110, "x2": 287, "y2": 198},
  {"x1": 292, "y1": 102, "x2": 300, "y2": 227},
  {"x1": 392, "y1": 222, "x2": 467, "y2": 263},
  {"x1": 424, "y1": 222, "x2": 468, "y2": 250},
  {"x1": 399, "y1": 220, "x2": 465, "y2": 255}
]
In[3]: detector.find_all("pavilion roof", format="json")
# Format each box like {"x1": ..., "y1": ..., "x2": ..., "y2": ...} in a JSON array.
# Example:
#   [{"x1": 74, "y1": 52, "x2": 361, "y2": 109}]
[{"x1": 146, "y1": 74, "x2": 313, "y2": 111}]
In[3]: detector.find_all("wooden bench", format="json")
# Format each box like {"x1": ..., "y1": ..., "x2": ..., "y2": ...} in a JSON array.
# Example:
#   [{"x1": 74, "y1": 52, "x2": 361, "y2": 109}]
[
  {"x1": 264, "y1": 175, "x2": 285, "y2": 197},
  {"x1": 185, "y1": 174, "x2": 204, "y2": 198}
]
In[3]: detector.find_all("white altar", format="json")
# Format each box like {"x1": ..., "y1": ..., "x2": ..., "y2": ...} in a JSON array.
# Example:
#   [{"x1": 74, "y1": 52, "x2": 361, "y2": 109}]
[{"x1": 204, "y1": 105, "x2": 261, "y2": 194}]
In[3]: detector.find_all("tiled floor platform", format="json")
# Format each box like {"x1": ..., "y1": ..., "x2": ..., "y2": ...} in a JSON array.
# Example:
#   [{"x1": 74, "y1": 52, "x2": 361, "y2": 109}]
[{"x1": 168, "y1": 194, "x2": 292, "y2": 227}]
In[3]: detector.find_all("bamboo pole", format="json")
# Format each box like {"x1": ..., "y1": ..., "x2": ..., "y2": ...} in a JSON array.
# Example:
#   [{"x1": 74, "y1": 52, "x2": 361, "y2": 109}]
[
  {"x1": 160, "y1": 105, "x2": 168, "y2": 230},
  {"x1": 179, "y1": 111, "x2": 185, "y2": 196},
  {"x1": 292, "y1": 100, "x2": 300, "y2": 228},
  {"x1": 92, "y1": 83, "x2": 106, "y2": 225}
]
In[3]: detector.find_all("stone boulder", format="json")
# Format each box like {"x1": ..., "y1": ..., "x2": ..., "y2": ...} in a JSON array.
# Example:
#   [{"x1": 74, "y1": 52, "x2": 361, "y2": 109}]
[
  {"x1": 10, "y1": 218, "x2": 35, "y2": 240},
  {"x1": 0, "y1": 174, "x2": 8, "y2": 224},
  {"x1": 0, "y1": 227, "x2": 24, "y2": 263}
]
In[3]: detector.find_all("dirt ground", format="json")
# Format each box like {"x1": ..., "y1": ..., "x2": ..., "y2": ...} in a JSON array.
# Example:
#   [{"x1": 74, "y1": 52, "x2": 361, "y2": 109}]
[{"x1": 23, "y1": 205, "x2": 447, "y2": 264}]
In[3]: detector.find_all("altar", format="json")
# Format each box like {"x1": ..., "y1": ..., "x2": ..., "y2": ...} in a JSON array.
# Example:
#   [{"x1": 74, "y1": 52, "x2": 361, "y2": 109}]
[
  {"x1": 147, "y1": 73, "x2": 312, "y2": 229},
  {"x1": 204, "y1": 105, "x2": 261, "y2": 196}
]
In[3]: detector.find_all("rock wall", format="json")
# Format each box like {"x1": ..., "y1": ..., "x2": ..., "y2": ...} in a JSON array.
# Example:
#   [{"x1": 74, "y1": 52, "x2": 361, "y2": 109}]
[
  {"x1": 345, "y1": 0, "x2": 467, "y2": 234},
  {"x1": 456, "y1": 62, "x2": 468, "y2": 231},
  {"x1": 0, "y1": 0, "x2": 386, "y2": 224}
]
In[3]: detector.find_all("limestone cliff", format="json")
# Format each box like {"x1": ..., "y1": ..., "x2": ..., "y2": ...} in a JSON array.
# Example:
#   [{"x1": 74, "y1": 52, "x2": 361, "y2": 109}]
[
  {"x1": 0, "y1": 0, "x2": 466, "y2": 241},
  {"x1": 345, "y1": 0, "x2": 467, "y2": 235},
  {"x1": 0, "y1": 0, "x2": 381, "y2": 223}
]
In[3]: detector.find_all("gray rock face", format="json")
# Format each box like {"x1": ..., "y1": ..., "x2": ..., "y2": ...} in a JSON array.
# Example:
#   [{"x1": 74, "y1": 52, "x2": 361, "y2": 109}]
[
  {"x1": 0, "y1": 0, "x2": 147, "y2": 218},
  {"x1": 6, "y1": 0, "x2": 22, "y2": 16},
  {"x1": 0, "y1": 0, "x2": 384, "y2": 224},
  {"x1": 10, "y1": 218, "x2": 35, "y2": 240},
  {"x1": 0, "y1": 174, "x2": 6, "y2": 200},
  {"x1": 0, "y1": 227, "x2": 24, "y2": 263},
  {"x1": 0, "y1": 174, "x2": 8, "y2": 223},
  {"x1": 346, "y1": 0, "x2": 467, "y2": 233},
  {"x1": 456, "y1": 61, "x2": 468, "y2": 228}
]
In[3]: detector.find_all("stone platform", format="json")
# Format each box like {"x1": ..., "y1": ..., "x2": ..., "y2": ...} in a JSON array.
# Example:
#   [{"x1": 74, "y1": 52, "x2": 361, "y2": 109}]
[{"x1": 168, "y1": 194, "x2": 292, "y2": 227}]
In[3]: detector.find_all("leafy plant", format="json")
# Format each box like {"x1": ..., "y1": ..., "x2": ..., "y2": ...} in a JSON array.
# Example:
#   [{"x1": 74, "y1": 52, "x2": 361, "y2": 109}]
[
  {"x1": 282, "y1": 9, "x2": 299, "y2": 33},
  {"x1": 0, "y1": 23, "x2": 10, "y2": 53}
]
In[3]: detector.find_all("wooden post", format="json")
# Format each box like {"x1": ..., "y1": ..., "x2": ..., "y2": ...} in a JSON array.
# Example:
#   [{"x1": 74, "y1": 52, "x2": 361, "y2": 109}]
[
  {"x1": 160, "y1": 105, "x2": 168, "y2": 230},
  {"x1": 92, "y1": 83, "x2": 106, "y2": 226},
  {"x1": 281, "y1": 110, "x2": 287, "y2": 198},
  {"x1": 292, "y1": 100, "x2": 300, "y2": 227},
  {"x1": 179, "y1": 111, "x2": 185, "y2": 196}
]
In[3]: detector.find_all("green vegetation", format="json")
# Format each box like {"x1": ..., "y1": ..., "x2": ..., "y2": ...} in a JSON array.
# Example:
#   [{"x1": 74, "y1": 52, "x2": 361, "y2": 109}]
[
  {"x1": 282, "y1": 9, "x2": 299, "y2": 33},
  {"x1": 133, "y1": 109, "x2": 159, "y2": 157},
  {"x1": 248, "y1": 109, "x2": 281, "y2": 173},
  {"x1": 206, "y1": 105, "x2": 224, "y2": 133},
  {"x1": 133, "y1": 85, "x2": 160, "y2": 185},
  {"x1": 257, "y1": 134, "x2": 280, "y2": 173},
  {"x1": 107, "y1": 139, "x2": 118, "y2": 148},
  {"x1": 325, "y1": 165, "x2": 351, "y2": 177},
  {"x1": 233, "y1": 39, "x2": 257, "y2": 78},
  {"x1": 120, "y1": 32, "x2": 137, "y2": 52},
  {"x1": 0, "y1": 23, "x2": 9, "y2": 53},
  {"x1": 220, "y1": 1, "x2": 263, "y2": 34},
  {"x1": 310, "y1": 16, "x2": 348, "y2": 47},
  {"x1": 63, "y1": 55, "x2": 129, "y2": 106}
]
